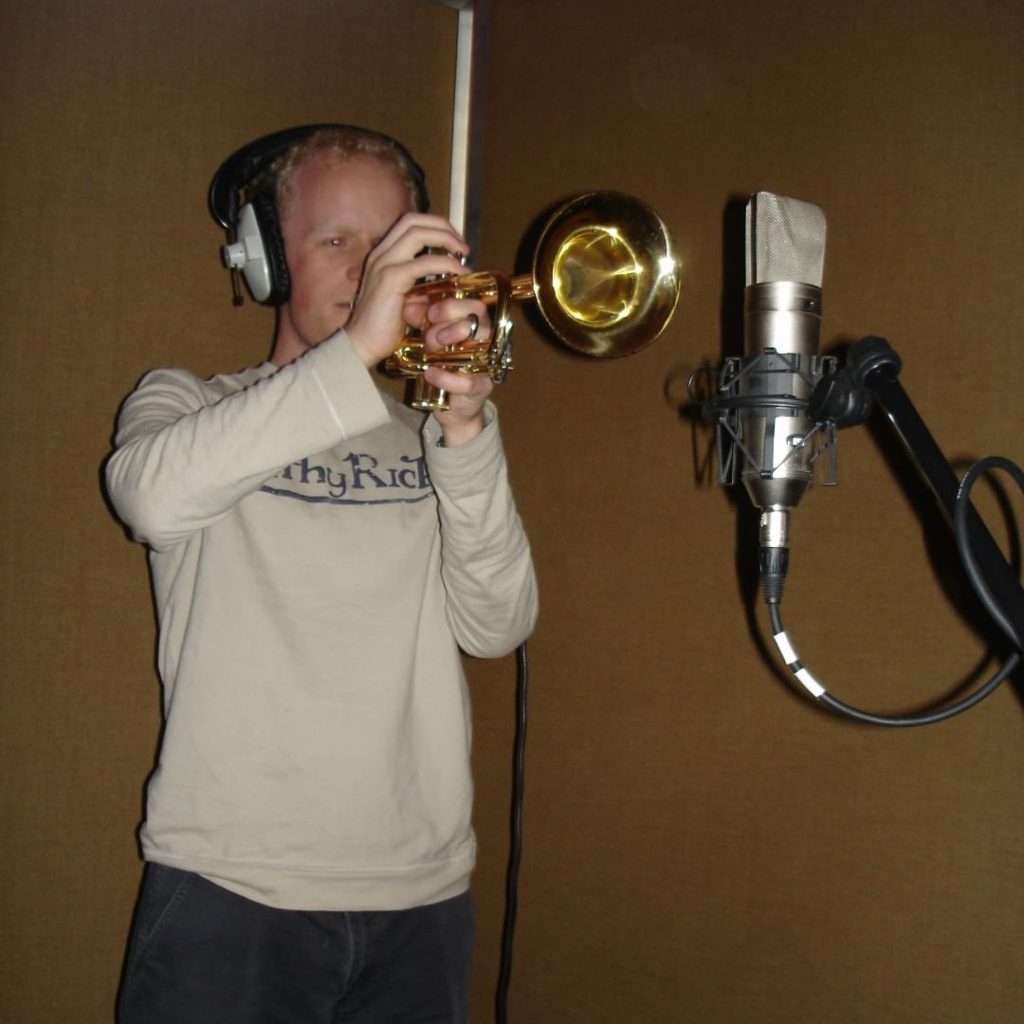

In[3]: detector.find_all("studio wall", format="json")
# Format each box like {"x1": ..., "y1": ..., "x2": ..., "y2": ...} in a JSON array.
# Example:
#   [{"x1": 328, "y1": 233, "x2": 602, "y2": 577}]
[
  {"x1": 1, "y1": 0, "x2": 1021, "y2": 1022},
  {"x1": 465, "y1": 0, "x2": 1023, "y2": 1021}
]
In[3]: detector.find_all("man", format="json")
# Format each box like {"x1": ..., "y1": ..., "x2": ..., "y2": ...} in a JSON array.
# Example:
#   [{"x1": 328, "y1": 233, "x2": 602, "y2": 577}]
[{"x1": 107, "y1": 126, "x2": 538, "y2": 1022}]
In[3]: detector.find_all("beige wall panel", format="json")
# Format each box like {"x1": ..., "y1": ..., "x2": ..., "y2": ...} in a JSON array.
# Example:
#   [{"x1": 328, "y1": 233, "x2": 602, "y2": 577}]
[
  {"x1": 467, "y1": 1, "x2": 1023, "y2": 1022},
  {"x1": 1, "y1": 1, "x2": 458, "y2": 1020}
]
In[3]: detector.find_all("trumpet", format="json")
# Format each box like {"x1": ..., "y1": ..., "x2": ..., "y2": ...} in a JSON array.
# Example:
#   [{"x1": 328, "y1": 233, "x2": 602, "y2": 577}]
[{"x1": 384, "y1": 191, "x2": 681, "y2": 410}]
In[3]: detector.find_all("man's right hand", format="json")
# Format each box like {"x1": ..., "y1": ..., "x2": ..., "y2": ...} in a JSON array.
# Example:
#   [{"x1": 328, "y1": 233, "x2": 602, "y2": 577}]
[{"x1": 345, "y1": 213, "x2": 471, "y2": 369}]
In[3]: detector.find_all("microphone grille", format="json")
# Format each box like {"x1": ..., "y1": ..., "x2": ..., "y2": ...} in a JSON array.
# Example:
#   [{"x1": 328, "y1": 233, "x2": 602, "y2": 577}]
[{"x1": 746, "y1": 192, "x2": 827, "y2": 287}]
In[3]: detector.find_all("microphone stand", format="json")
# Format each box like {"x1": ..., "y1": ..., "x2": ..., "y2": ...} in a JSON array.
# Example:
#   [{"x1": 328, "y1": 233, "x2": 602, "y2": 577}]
[{"x1": 808, "y1": 335, "x2": 1024, "y2": 651}]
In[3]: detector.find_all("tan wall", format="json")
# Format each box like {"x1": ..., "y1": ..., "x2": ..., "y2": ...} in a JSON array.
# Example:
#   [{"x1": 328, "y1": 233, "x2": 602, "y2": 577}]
[
  {"x1": 2, "y1": 0, "x2": 1022, "y2": 1022},
  {"x1": 466, "y1": 0, "x2": 1023, "y2": 1021}
]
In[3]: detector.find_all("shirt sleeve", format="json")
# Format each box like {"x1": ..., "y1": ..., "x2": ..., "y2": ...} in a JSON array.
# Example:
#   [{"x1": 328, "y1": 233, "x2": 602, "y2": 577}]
[
  {"x1": 422, "y1": 408, "x2": 539, "y2": 658},
  {"x1": 105, "y1": 331, "x2": 390, "y2": 551}
]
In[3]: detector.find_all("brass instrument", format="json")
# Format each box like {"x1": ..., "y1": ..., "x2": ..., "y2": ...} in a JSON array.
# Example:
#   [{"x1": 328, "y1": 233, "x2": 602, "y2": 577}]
[{"x1": 384, "y1": 191, "x2": 681, "y2": 410}]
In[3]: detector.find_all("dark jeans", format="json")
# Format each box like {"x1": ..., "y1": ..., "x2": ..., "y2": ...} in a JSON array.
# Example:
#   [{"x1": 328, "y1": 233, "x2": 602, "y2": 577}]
[{"x1": 117, "y1": 864, "x2": 475, "y2": 1023}]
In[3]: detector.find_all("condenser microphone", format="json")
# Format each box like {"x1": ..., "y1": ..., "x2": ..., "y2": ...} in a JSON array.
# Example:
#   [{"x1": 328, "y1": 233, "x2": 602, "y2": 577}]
[{"x1": 709, "y1": 192, "x2": 833, "y2": 602}]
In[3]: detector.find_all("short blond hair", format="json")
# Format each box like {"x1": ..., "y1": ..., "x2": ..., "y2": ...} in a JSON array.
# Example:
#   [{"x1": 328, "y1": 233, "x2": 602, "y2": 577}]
[{"x1": 252, "y1": 126, "x2": 426, "y2": 218}]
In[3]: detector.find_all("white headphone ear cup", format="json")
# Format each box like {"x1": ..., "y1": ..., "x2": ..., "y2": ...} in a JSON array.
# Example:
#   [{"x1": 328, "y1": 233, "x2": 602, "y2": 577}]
[
  {"x1": 221, "y1": 202, "x2": 273, "y2": 303},
  {"x1": 249, "y1": 194, "x2": 290, "y2": 305},
  {"x1": 240, "y1": 203, "x2": 276, "y2": 303}
]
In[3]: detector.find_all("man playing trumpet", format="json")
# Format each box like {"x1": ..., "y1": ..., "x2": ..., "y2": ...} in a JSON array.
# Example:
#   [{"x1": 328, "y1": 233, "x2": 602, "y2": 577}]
[{"x1": 107, "y1": 125, "x2": 538, "y2": 1023}]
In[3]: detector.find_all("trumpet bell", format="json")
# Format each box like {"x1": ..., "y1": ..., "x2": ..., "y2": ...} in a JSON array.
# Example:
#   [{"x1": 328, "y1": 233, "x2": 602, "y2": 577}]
[{"x1": 533, "y1": 191, "x2": 680, "y2": 359}]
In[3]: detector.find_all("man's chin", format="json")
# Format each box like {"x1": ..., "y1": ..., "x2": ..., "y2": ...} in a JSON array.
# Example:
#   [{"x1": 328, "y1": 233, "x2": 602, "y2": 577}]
[{"x1": 325, "y1": 312, "x2": 352, "y2": 339}]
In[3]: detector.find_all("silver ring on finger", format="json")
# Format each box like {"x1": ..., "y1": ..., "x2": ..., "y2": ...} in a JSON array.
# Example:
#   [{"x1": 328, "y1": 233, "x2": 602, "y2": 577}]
[{"x1": 466, "y1": 313, "x2": 480, "y2": 340}]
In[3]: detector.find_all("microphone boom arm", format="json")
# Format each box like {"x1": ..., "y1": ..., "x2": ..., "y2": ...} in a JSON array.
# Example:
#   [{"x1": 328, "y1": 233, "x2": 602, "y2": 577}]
[{"x1": 808, "y1": 335, "x2": 1024, "y2": 650}]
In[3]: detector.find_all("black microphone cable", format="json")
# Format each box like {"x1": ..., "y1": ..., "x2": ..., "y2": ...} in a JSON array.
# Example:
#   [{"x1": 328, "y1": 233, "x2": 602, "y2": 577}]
[
  {"x1": 762, "y1": 453, "x2": 1022, "y2": 727},
  {"x1": 495, "y1": 640, "x2": 529, "y2": 1024},
  {"x1": 954, "y1": 455, "x2": 1024, "y2": 652},
  {"x1": 766, "y1": 598, "x2": 1018, "y2": 728}
]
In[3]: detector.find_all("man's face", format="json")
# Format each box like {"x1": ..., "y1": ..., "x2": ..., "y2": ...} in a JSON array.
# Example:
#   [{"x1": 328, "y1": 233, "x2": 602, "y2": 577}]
[{"x1": 271, "y1": 152, "x2": 413, "y2": 366}]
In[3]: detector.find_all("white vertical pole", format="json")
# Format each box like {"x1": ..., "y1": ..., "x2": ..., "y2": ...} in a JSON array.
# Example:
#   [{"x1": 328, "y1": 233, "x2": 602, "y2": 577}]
[{"x1": 431, "y1": 0, "x2": 474, "y2": 236}]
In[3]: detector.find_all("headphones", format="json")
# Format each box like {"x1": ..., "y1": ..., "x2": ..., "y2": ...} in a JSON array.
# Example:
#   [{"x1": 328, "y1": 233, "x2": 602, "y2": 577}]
[{"x1": 208, "y1": 124, "x2": 429, "y2": 306}]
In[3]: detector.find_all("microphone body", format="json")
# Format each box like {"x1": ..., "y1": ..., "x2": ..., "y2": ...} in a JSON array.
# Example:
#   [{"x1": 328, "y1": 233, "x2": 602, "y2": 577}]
[
  {"x1": 708, "y1": 192, "x2": 834, "y2": 599},
  {"x1": 740, "y1": 279, "x2": 824, "y2": 513}
]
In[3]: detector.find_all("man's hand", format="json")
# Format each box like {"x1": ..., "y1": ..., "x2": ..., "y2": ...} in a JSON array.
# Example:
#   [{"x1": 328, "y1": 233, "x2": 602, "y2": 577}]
[
  {"x1": 345, "y1": 213, "x2": 469, "y2": 369},
  {"x1": 342, "y1": 212, "x2": 497, "y2": 444},
  {"x1": 422, "y1": 298, "x2": 494, "y2": 446}
]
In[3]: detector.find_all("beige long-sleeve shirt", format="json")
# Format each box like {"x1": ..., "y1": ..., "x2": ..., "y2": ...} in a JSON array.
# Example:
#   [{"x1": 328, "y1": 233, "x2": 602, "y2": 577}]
[{"x1": 106, "y1": 330, "x2": 537, "y2": 911}]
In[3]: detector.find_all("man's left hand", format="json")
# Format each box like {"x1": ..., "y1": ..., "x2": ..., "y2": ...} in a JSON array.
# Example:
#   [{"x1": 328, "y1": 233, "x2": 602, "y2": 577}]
[{"x1": 419, "y1": 297, "x2": 494, "y2": 446}]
